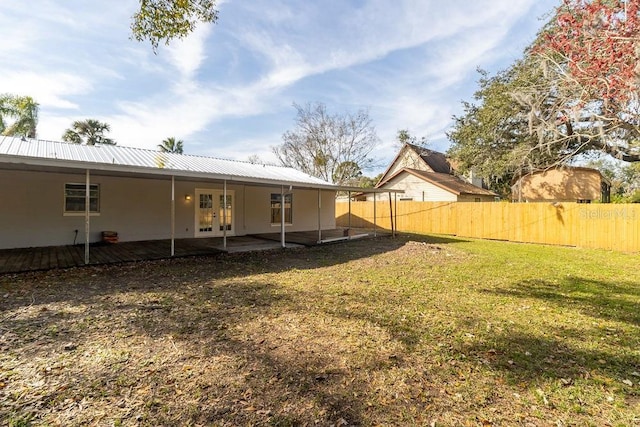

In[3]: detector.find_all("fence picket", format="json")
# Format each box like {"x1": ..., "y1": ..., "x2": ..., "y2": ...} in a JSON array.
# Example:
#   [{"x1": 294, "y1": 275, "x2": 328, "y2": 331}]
[{"x1": 336, "y1": 201, "x2": 640, "y2": 252}]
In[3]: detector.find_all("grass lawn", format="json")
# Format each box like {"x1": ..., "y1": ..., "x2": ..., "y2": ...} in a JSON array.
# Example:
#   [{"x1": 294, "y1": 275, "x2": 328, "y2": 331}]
[{"x1": 1, "y1": 235, "x2": 639, "y2": 426}]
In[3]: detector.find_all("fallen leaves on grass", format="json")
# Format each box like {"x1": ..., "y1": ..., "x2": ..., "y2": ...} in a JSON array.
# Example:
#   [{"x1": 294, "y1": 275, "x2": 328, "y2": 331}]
[{"x1": 1, "y1": 235, "x2": 639, "y2": 426}]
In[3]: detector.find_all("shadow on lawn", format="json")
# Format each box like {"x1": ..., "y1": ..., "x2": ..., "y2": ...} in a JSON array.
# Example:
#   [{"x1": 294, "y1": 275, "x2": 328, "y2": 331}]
[
  {"x1": 0, "y1": 233, "x2": 467, "y2": 311},
  {"x1": 472, "y1": 275, "x2": 640, "y2": 389},
  {"x1": 1, "y1": 279, "x2": 376, "y2": 425},
  {"x1": 488, "y1": 276, "x2": 640, "y2": 326},
  {"x1": 1, "y1": 234, "x2": 469, "y2": 424},
  {"x1": 464, "y1": 329, "x2": 639, "y2": 385}
]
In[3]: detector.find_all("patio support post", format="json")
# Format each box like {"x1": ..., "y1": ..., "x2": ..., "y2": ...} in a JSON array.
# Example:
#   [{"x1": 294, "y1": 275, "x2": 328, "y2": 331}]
[
  {"x1": 84, "y1": 169, "x2": 90, "y2": 264},
  {"x1": 373, "y1": 192, "x2": 377, "y2": 237},
  {"x1": 280, "y1": 185, "x2": 286, "y2": 248},
  {"x1": 317, "y1": 188, "x2": 322, "y2": 243},
  {"x1": 223, "y1": 180, "x2": 227, "y2": 249},
  {"x1": 388, "y1": 192, "x2": 394, "y2": 238},
  {"x1": 348, "y1": 191, "x2": 352, "y2": 240},
  {"x1": 170, "y1": 175, "x2": 175, "y2": 257},
  {"x1": 394, "y1": 192, "x2": 398, "y2": 237}
]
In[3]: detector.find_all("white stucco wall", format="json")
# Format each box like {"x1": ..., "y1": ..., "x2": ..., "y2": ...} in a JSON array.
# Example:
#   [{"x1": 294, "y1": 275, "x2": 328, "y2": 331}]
[{"x1": 0, "y1": 169, "x2": 336, "y2": 249}]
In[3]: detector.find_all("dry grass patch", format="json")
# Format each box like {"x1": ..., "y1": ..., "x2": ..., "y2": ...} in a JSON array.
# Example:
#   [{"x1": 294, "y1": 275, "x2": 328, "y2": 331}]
[{"x1": 1, "y1": 235, "x2": 639, "y2": 426}]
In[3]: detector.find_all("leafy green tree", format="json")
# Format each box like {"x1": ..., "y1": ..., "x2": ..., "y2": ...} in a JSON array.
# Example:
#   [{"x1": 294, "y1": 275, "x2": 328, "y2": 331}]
[
  {"x1": 447, "y1": 57, "x2": 561, "y2": 196},
  {"x1": 158, "y1": 136, "x2": 184, "y2": 153},
  {"x1": 449, "y1": 1, "x2": 640, "y2": 194},
  {"x1": 62, "y1": 119, "x2": 116, "y2": 145},
  {"x1": 585, "y1": 158, "x2": 640, "y2": 203},
  {"x1": 0, "y1": 94, "x2": 38, "y2": 138},
  {"x1": 332, "y1": 161, "x2": 362, "y2": 186},
  {"x1": 131, "y1": 0, "x2": 218, "y2": 52},
  {"x1": 396, "y1": 129, "x2": 428, "y2": 148},
  {"x1": 273, "y1": 102, "x2": 380, "y2": 185},
  {"x1": 355, "y1": 173, "x2": 383, "y2": 188}
]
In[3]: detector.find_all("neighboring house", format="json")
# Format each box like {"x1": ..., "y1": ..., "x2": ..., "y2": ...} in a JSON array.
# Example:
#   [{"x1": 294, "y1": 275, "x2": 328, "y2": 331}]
[
  {"x1": 356, "y1": 143, "x2": 497, "y2": 202},
  {"x1": 0, "y1": 137, "x2": 348, "y2": 250},
  {"x1": 511, "y1": 167, "x2": 611, "y2": 203}
]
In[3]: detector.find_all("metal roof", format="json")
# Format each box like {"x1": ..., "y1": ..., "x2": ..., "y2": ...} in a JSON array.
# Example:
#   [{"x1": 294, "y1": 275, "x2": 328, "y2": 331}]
[{"x1": 0, "y1": 136, "x2": 339, "y2": 189}]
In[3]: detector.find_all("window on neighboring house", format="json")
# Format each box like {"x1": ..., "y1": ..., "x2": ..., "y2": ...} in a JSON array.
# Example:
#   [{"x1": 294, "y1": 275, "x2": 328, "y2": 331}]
[
  {"x1": 577, "y1": 199, "x2": 591, "y2": 204},
  {"x1": 474, "y1": 197, "x2": 482, "y2": 202},
  {"x1": 64, "y1": 183, "x2": 100, "y2": 214},
  {"x1": 271, "y1": 193, "x2": 292, "y2": 224}
]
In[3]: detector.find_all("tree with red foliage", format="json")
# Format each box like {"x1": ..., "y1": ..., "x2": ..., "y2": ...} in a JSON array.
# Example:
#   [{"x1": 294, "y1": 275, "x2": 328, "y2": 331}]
[
  {"x1": 529, "y1": 0, "x2": 640, "y2": 162},
  {"x1": 449, "y1": 1, "x2": 640, "y2": 189},
  {"x1": 539, "y1": 0, "x2": 639, "y2": 107}
]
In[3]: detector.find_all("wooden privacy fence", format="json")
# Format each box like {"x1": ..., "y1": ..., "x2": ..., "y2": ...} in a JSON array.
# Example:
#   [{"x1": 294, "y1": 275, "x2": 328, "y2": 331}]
[{"x1": 336, "y1": 201, "x2": 640, "y2": 252}]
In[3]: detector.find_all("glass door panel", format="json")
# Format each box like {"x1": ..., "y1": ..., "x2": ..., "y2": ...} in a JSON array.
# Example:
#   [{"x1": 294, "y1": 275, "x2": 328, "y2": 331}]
[
  {"x1": 198, "y1": 193, "x2": 214, "y2": 232},
  {"x1": 195, "y1": 190, "x2": 234, "y2": 236},
  {"x1": 219, "y1": 194, "x2": 233, "y2": 231}
]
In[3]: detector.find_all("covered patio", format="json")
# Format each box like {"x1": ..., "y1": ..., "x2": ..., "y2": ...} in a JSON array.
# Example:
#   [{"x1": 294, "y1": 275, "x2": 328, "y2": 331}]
[{"x1": 0, "y1": 229, "x2": 391, "y2": 274}]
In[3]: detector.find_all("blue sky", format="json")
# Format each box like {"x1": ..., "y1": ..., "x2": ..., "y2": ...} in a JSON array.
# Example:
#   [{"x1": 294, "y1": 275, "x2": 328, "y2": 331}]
[{"x1": 0, "y1": 0, "x2": 559, "y2": 175}]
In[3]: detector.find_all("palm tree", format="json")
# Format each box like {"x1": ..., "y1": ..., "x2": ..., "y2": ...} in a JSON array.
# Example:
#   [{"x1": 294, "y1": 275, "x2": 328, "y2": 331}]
[
  {"x1": 62, "y1": 119, "x2": 116, "y2": 145},
  {"x1": 0, "y1": 94, "x2": 39, "y2": 138},
  {"x1": 158, "y1": 137, "x2": 184, "y2": 154}
]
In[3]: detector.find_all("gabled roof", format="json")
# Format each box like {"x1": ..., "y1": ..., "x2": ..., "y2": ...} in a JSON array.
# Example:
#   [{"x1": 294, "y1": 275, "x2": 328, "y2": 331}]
[
  {"x1": 0, "y1": 136, "x2": 338, "y2": 189},
  {"x1": 376, "y1": 143, "x2": 452, "y2": 186},
  {"x1": 382, "y1": 168, "x2": 497, "y2": 196},
  {"x1": 406, "y1": 143, "x2": 453, "y2": 174}
]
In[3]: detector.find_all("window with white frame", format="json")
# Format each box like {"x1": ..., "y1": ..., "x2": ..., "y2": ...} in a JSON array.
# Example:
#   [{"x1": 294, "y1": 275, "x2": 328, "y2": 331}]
[
  {"x1": 270, "y1": 193, "x2": 292, "y2": 224},
  {"x1": 64, "y1": 183, "x2": 100, "y2": 214}
]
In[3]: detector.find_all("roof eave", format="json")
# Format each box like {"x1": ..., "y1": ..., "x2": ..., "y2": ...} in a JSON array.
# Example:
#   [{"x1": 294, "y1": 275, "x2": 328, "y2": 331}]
[
  {"x1": 0, "y1": 155, "x2": 334, "y2": 189},
  {"x1": 0, "y1": 154, "x2": 404, "y2": 193}
]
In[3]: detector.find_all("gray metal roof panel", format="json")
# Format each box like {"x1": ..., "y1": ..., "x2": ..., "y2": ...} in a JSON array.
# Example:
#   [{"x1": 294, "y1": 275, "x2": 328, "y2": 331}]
[{"x1": 0, "y1": 136, "x2": 334, "y2": 187}]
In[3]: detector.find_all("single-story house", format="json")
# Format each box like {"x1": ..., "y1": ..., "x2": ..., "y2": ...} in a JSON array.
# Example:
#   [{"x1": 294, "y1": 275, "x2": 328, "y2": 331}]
[
  {"x1": 0, "y1": 137, "x2": 392, "y2": 257},
  {"x1": 356, "y1": 143, "x2": 497, "y2": 202},
  {"x1": 511, "y1": 166, "x2": 611, "y2": 203}
]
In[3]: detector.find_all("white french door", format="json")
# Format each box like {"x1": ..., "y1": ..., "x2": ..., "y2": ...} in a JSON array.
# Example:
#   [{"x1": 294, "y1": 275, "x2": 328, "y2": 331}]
[{"x1": 195, "y1": 189, "x2": 234, "y2": 237}]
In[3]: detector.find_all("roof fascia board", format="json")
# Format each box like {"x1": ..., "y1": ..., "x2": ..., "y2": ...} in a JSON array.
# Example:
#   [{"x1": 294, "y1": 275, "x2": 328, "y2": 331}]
[
  {"x1": 0, "y1": 154, "x2": 402, "y2": 193},
  {"x1": 400, "y1": 168, "x2": 462, "y2": 195}
]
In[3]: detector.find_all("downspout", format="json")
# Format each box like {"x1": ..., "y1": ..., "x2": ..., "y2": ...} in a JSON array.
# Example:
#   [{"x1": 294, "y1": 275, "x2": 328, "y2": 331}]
[{"x1": 84, "y1": 169, "x2": 90, "y2": 264}]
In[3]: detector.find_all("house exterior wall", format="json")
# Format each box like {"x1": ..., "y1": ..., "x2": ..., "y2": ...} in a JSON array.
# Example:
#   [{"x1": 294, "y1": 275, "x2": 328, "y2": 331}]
[
  {"x1": 0, "y1": 169, "x2": 336, "y2": 249},
  {"x1": 241, "y1": 186, "x2": 336, "y2": 234},
  {"x1": 457, "y1": 195, "x2": 495, "y2": 202},
  {"x1": 386, "y1": 147, "x2": 433, "y2": 178},
  {"x1": 512, "y1": 169, "x2": 604, "y2": 202},
  {"x1": 363, "y1": 173, "x2": 458, "y2": 202}
]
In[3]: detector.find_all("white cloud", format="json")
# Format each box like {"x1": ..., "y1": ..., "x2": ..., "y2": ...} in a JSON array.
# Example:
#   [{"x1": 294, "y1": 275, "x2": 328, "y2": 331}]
[
  {"x1": 0, "y1": 0, "x2": 558, "y2": 169},
  {"x1": 0, "y1": 71, "x2": 91, "y2": 109},
  {"x1": 165, "y1": 24, "x2": 214, "y2": 79}
]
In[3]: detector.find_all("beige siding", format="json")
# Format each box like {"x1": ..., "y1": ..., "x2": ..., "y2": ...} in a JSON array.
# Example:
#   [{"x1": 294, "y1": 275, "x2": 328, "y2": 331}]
[
  {"x1": 385, "y1": 147, "x2": 432, "y2": 178},
  {"x1": 241, "y1": 186, "x2": 335, "y2": 234},
  {"x1": 513, "y1": 169, "x2": 603, "y2": 202},
  {"x1": 458, "y1": 195, "x2": 495, "y2": 202},
  {"x1": 364, "y1": 173, "x2": 457, "y2": 202},
  {"x1": 0, "y1": 170, "x2": 336, "y2": 249}
]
